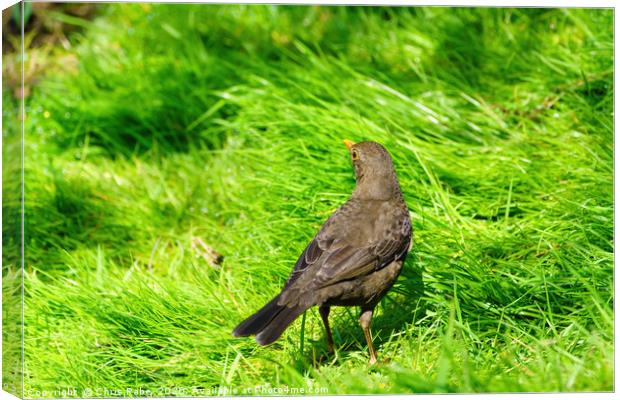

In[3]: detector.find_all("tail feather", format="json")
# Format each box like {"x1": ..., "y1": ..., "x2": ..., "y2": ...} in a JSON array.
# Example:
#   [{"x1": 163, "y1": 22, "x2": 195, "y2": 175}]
[
  {"x1": 232, "y1": 294, "x2": 307, "y2": 345},
  {"x1": 255, "y1": 304, "x2": 305, "y2": 345},
  {"x1": 232, "y1": 295, "x2": 282, "y2": 337}
]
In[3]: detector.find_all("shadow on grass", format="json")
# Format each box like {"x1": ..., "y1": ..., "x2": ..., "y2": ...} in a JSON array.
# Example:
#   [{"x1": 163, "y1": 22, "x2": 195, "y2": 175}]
[{"x1": 24, "y1": 167, "x2": 140, "y2": 270}]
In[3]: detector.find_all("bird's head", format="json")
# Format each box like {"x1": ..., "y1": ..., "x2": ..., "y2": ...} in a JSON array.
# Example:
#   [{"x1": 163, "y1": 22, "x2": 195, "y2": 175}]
[{"x1": 343, "y1": 139, "x2": 402, "y2": 200}]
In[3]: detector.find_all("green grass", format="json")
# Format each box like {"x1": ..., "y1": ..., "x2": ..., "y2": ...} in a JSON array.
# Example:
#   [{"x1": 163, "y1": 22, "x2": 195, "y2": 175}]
[{"x1": 2, "y1": 5, "x2": 613, "y2": 396}]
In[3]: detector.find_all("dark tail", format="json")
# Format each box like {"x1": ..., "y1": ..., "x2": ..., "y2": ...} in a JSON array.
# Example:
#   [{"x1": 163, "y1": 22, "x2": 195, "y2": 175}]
[{"x1": 232, "y1": 295, "x2": 307, "y2": 346}]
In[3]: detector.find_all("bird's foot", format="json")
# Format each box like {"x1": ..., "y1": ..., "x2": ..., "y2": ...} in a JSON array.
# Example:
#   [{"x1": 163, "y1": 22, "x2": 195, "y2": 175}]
[
  {"x1": 368, "y1": 355, "x2": 378, "y2": 366},
  {"x1": 368, "y1": 355, "x2": 392, "y2": 367}
]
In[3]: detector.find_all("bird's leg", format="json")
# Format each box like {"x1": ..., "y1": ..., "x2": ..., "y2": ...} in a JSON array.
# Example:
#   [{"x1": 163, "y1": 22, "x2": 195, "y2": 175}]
[
  {"x1": 319, "y1": 305, "x2": 334, "y2": 353},
  {"x1": 359, "y1": 308, "x2": 378, "y2": 365}
]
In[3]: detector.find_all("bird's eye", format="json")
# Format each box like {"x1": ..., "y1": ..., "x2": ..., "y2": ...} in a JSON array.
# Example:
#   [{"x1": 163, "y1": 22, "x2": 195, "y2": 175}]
[{"x1": 351, "y1": 149, "x2": 360, "y2": 160}]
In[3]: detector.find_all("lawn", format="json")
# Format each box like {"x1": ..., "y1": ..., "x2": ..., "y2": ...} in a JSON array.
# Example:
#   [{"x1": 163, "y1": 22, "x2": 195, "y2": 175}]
[{"x1": 2, "y1": 4, "x2": 613, "y2": 396}]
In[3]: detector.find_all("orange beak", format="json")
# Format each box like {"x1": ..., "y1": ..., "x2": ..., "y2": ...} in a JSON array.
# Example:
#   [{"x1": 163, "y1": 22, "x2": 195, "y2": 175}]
[{"x1": 343, "y1": 139, "x2": 355, "y2": 150}]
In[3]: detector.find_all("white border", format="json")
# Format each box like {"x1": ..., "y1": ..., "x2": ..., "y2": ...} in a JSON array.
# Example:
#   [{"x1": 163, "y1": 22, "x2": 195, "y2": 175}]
[
  {"x1": 0, "y1": 0, "x2": 617, "y2": 7},
  {"x1": 0, "y1": 1, "x2": 616, "y2": 400}
]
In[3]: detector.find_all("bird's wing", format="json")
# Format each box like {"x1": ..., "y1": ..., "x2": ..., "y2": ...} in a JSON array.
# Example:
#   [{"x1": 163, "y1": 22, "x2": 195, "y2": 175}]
[
  {"x1": 282, "y1": 208, "x2": 340, "y2": 290},
  {"x1": 311, "y1": 207, "x2": 411, "y2": 289},
  {"x1": 371, "y1": 212, "x2": 411, "y2": 264},
  {"x1": 281, "y1": 200, "x2": 410, "y2": 297}
]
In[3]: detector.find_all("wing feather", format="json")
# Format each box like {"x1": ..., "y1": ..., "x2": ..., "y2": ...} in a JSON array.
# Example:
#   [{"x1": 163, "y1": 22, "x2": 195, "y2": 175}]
[{"x1": 280, "y1": 200, "x2": 411, "y2": 305}]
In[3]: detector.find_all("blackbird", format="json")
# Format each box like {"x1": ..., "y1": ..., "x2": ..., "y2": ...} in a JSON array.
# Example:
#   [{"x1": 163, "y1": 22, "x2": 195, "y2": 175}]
[{"x1": 233, "y1": 140, "x2": 412, "y2": 364}]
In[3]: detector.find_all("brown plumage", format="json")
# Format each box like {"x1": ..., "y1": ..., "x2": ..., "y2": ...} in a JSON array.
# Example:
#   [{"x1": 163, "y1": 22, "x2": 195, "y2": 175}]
[{"x1": 232, "y1": 140, "x2": 412, "y2": 364}]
